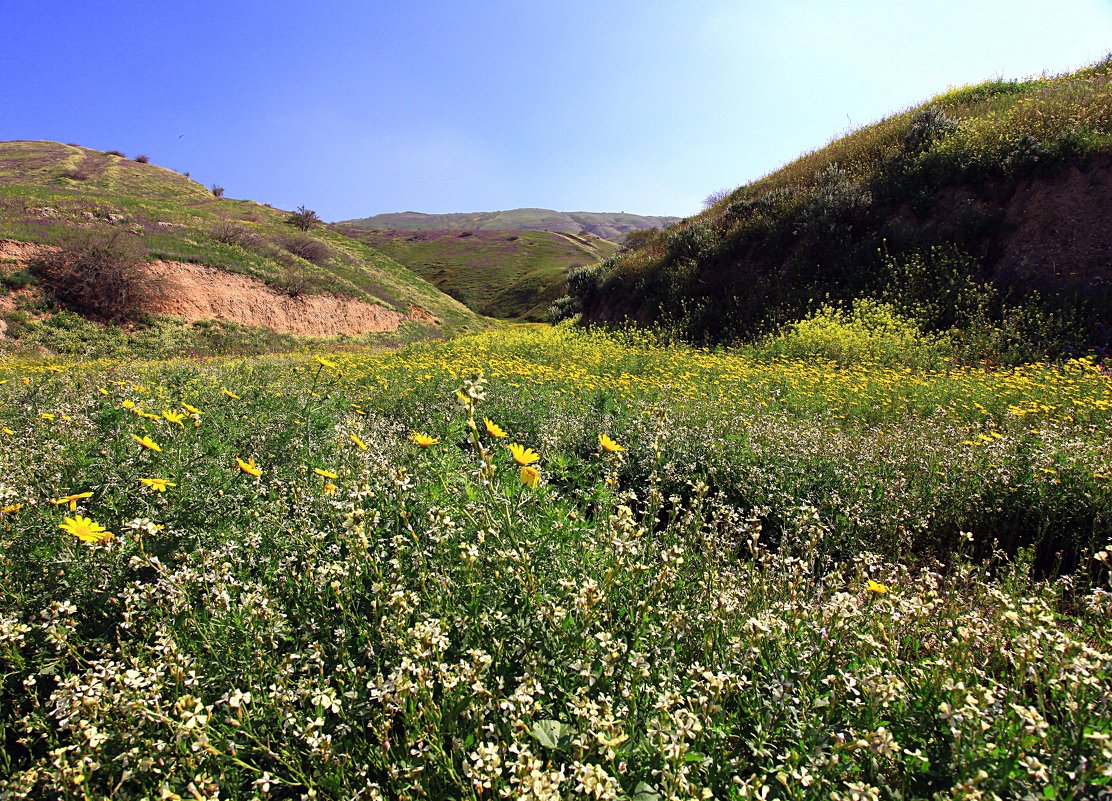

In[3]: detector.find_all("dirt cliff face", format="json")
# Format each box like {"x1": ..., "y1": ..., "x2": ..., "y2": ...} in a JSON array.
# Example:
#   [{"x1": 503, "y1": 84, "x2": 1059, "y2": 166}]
[
  {"x1": 0, "y1": 240, "x2": 427, "y2": 337},
  {"x1": 582, "y1": 155, "x2": 1112, "y2": 332},
  {"x1": 996, "y1": 157, "x2": 1112, "y2": 287},
  {"x1": 146, "y1": 261, "x2": 409, "y2": 336}
]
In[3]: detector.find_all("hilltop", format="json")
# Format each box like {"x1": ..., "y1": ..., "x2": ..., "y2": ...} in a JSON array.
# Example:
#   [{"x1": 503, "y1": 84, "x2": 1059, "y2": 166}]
[
  {"x1": 340, "y1": 226, "x2": 619, "y2": 321},
  {"x1": 559, "y1": 59, "x2": 1112, "y2": 358},
  {"x1": 339, "y1": 208, "x2": 679, "y2": 242},
  {"x1": 0, "y1": 141, "x2": 484, "y2": 356}
]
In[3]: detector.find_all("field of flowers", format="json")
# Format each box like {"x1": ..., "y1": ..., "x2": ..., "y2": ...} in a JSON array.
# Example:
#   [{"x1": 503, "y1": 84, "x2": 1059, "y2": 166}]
[{"x1": 1, "y1": 326, "x2": 1110, "y2": 800}]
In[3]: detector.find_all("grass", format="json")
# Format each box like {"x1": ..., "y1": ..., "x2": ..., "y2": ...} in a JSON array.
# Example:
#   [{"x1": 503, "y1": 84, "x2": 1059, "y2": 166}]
[
  {"x1": 343, "y1": 228, "x2": 619, "y2": 320},
  {"x1": 1, "y1": 325, "x2": 1110, "y2": 799},
  {"x1": 0, "y1": 141, "x2": 485, "y2": 339}
]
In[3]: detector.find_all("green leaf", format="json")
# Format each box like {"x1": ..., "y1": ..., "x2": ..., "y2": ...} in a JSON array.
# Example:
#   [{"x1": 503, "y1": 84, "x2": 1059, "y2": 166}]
[
  {"x1": 631, "y1": 782, "x2": 662, "y2": 801},
  {"x1": 529, "y1": 719, "x2": 569, "y2": 750}
]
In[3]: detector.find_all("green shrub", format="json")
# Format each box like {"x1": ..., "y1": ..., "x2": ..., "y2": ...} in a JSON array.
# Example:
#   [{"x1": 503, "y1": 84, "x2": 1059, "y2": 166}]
[{"x1": 758, "y1": 299, "x2": 944, "y2": 367}]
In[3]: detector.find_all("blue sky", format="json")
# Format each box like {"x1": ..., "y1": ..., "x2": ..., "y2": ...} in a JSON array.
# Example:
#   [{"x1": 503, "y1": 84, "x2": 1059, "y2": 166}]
[{"x1": 3, "y1": 1, "x2": 1111, "y2": 219}]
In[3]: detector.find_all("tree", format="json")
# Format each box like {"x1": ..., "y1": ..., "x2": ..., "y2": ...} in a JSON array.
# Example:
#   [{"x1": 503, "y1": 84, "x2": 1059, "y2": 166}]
[{"x1": 286, "y1": 205, "x2": 322, "y2": 230}]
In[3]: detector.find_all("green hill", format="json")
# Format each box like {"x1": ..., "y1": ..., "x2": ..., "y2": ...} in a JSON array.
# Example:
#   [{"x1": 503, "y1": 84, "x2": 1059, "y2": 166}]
[
  {"x1": 0, "y1": 141, "x2": 484, "y2": 354},
  {"x1": 339, "y1": 208, "x2": 679, "y2": 242},
  {"x1": 340, "y1": 227, "x2": 619, "y2": 321},
  {"x1": 560, "y1": 59, "x2": 1112, "y2": 357}
]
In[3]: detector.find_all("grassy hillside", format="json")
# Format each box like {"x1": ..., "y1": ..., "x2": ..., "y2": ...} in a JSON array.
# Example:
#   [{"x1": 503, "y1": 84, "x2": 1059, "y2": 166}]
[
  {"x1": 341, "y1": 227, "x2": 619, "y2": 320},
  {"x1": 563, "y1": 59, "x2": 1112, "y2": 357},
  {"x1": 0, "y1": 141, "x2": 485, "y2": 347},
  {"x1": 339, "y1": 207, "x2": 679, "y2": 242}
]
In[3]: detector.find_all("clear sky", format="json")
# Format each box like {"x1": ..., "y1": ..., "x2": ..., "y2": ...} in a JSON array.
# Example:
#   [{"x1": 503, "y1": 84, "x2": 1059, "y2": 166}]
[{"x1": 3, "y1": 1, "x2": 1111, "y2": 220}]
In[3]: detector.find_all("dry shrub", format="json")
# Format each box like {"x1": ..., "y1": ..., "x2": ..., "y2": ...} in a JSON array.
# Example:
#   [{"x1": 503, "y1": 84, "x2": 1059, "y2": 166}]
[
  {"x1": 33, "y1": 231, "x2": 167, "y2": 321},
  {"x1": 134, "y1": 154, "x2": 150, "y2": 164},
  {"x1": 62, "y1": 158, "x2": 104, "y2": 182},
  {"x1": 211, "y1": 220, "x2": 264, "y2": 250},
  {"x1": 273, "y1": 265, "x2": 323, "y2": 297},
  {"x1": 278, "y1": 234, "x2": 331, "y2": 265}
]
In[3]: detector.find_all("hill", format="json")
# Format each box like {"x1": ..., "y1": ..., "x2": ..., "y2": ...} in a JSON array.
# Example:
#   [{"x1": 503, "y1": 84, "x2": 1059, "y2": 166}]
[
  {"x1": 339, "y1": 208, "x2": 679, "y2": 242},
  {"x1": 559, "y1": 59, "x2": 1112, "y2": 358},
  {"x1": 340, "y1": 226, "x2": 619, "y2": 321},
  {"x1": 0, "y1": 141, "x2": 484, "y2": 355}
]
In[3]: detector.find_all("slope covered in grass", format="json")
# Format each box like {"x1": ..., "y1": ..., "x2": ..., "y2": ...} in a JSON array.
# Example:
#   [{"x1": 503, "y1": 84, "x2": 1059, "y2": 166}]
[
  {"x1": 342, "y1": 227, "x2": 619, "y2": 320},
  {"x1": 0, "y1": 141, "x2": 485, "y2": 345},
  {"x1": 564, "y1": 59, "x2": 1112, "y2": 356}
]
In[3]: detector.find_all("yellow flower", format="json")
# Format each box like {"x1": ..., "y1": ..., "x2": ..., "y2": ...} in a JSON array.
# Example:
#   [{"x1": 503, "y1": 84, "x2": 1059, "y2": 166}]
[
  {"x1": 316, "y1": 356, "x2": 339, "y2": 369},
  {"x1": 132, "y1": 434, "x2": 162, "y2": 452},
  {"x1": 455, "y1": 390, "x2": 472, "y2": 406},
  {"x1": 122, "y1": 400, "x2": 136, "y2": 409},
  {"x1": 40, "y1": 413, "x2": 56, "y2": 421},
  {"x1": 598, "y1": 434, "x2": 625, "y2": 453},
  {"x1": 182, "y1": 403, "x2": 202, "y2": 416},
  {"x1": 484, "y1": 418, "x2": 507, "y2": 438},
  {"x1": 410, "y1": 431, "x2": 439, "y2": 447},
  {"x1": 236, "y1": 456, "x2": 261, "y2": 478},
  {"x1": 1, "y1": 503, "x2": 23, "y2": 515},
  {"x1": 313, "y1": 468, "x2": 338, "y2": 479},
  {"x1": 50, "y1": 491, "x2": 94, "y2": 511},
  {"x1": 138, "y1": 477, "x2": 176, "y2": 492},
  {"x1": 323, "y1": 482, "x2": 337, "y2": 496},
  {"x1": 222, "y1": 388, "x2": 240, "y2": 400},
  {"x1": 99, "y1": 387, "x2": 109, "y2": 396},
  {"x1": 60, "y1": 515, "x2": 113, "y2": 544},
  {"x1": 866, "y1": 579, "x2": 889, "y2": 595},
  {"x1": 137, "y1": 409, "x2": 161, "y2": 421},
  {"x1": 519, "y1": 465, "x2": 541, "y2": 488},
  {"x1": 1, "y1": 427, "x2": 13, "y2": 435},
  {"x1": 508, "y1": 443, "x2": 540, "y2": 465},
  {"x1": 162, "y1": 410, "x2": 186, "y2": 427},
  {"x1": 349, "y1": 433, "x2": 367, "y2": 450}
]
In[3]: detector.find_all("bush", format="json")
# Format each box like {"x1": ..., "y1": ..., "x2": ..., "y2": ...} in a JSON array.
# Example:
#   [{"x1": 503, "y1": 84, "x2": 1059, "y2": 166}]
[
  {"x1": 211, "y1": 184, "x2": 225, "y2": 198},
  {"x1": 32, "y1": 231, "x2": 166, "y2": 321},
  {"x1": 1, "y1": 270, "x2": 36, "y2": 291},
  {"x1": 759, "y1": 299, "x2": 944, "y2": 368},
  {"x1": 104, "y1": 149, "x2": 125, "y2": 157},
  {"x1": 278, "y1": 234, "x2": 331, "y2": 265},
  {"x1": 211, "y1": 220, "x2": 263, "y2": 250},
  {"x1": 286, "y1": 205, "x2": 321, "y2": 230},
  {"x1": 134, "y1": 154, "x2": 150, "y2": 164}
]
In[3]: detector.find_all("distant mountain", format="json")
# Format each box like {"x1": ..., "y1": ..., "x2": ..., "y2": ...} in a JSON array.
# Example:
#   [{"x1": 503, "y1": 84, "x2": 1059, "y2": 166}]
[{"x1": 338, "y1": 208, "x2": 680, "y2": 243}]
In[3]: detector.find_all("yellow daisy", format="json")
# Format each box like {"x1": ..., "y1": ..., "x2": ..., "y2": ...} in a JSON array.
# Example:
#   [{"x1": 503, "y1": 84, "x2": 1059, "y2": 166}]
[
  {"x1": 60, "y1": 515, "x2": 113, "y2": 544},
  {"x1": 410, "y1": 431, "x2": 439, "y2": 447},
  {"x1": 138, "y1": 477, "x2": 176, "y2": 492},
  {"x1": 484, "y1": 418, "x2": 508, "y2": 438},
  {"x1": 519, "y1": 465, "x2": 541, "y2": 488},
  {"x1": 132, "y1": 434, "x2": 162, "y2": 452},
  {"x1": 598, "y1": 433, "x2": 625, "y2": 453},
  {"x1": 508, "y1": 443, "x2": 540, "y2": 466},
  {"x1": 236, "y1": 456, "x2": 261, "y2": 477}
]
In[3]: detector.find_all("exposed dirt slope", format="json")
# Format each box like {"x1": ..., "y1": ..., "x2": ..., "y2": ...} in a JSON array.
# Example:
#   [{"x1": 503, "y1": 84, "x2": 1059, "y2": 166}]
[{"x1": 1, "y1": 240, "x2": 423, "y2": 337}]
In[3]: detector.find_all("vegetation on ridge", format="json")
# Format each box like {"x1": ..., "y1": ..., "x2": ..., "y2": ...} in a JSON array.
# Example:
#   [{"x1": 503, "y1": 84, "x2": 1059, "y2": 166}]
[
  {"x1": 0, "y1": 140, "x2": 485, "y2": 350},
  {"x1": 560, "y1": 58, "x2": 1112, "y2": 359}
]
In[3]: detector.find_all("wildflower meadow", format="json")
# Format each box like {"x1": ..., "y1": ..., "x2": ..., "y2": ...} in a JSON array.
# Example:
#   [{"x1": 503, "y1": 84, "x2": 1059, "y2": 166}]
[{"x1": 1, "y1": 326, "x2": 1110, "y2": 800}]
